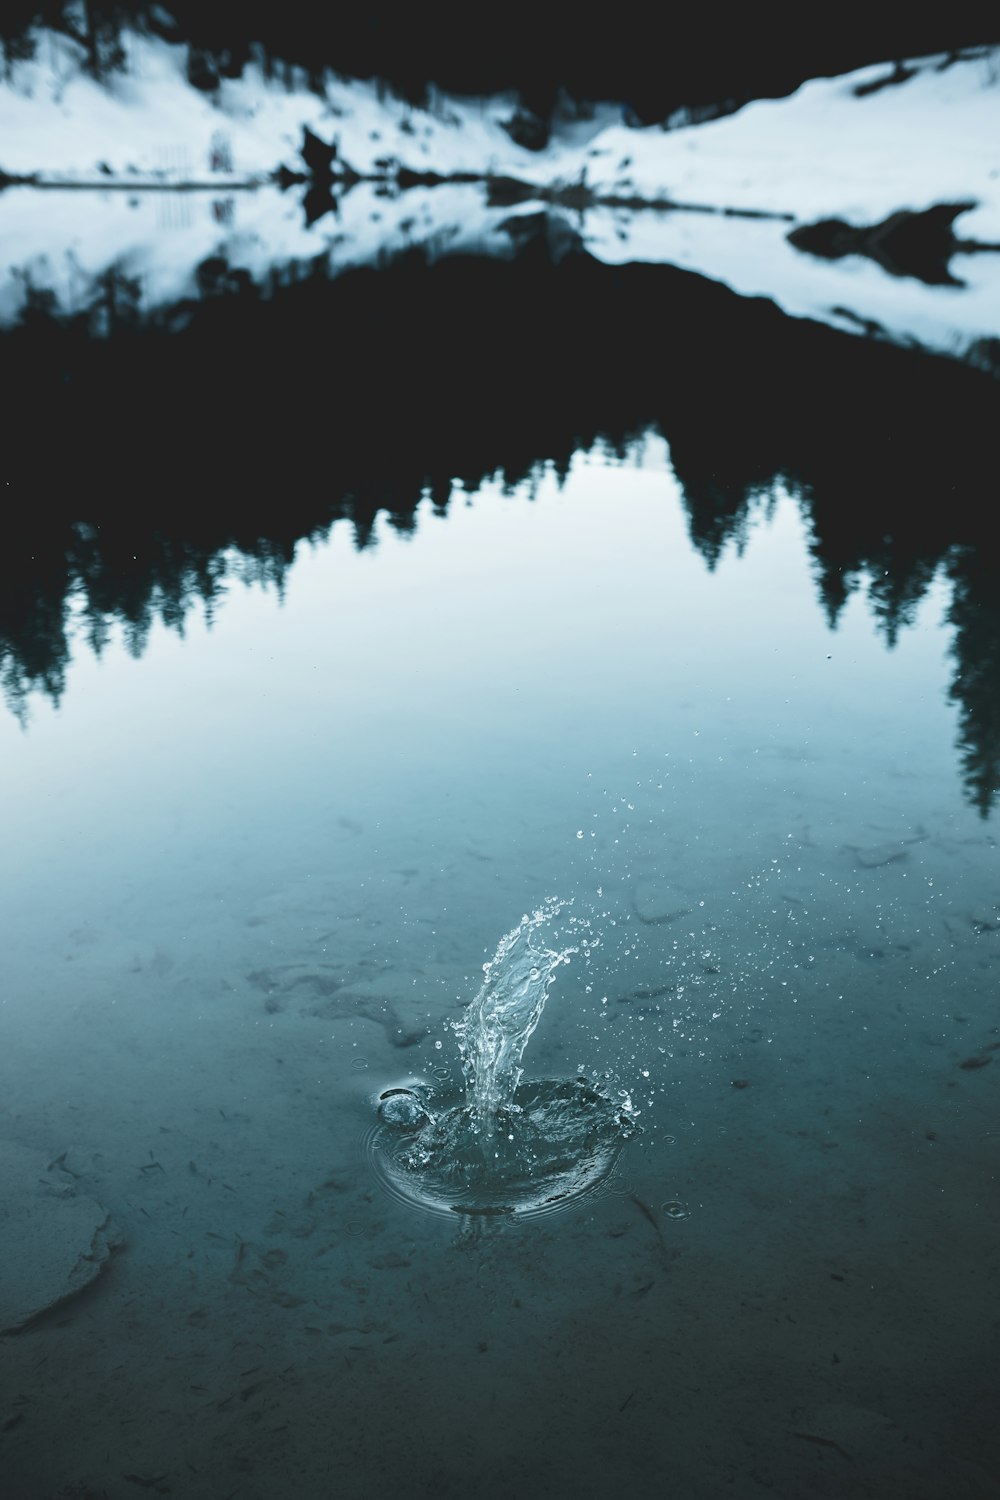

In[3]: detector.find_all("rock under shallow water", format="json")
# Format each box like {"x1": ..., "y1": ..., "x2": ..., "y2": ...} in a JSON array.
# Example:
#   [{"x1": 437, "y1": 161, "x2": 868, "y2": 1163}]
[
  {"x1": 797, "y1": 1403, "x2": 997, "y2": 1497},
  {"x1": 0, "y1": 1141, "x2": 120, "y2": 1333},
  {"x1": 851, "y1": 841, "x2": 911, "y2": 868},
  {"x1": 631, "y1": 875, "x2": 692, "y2": 925}
]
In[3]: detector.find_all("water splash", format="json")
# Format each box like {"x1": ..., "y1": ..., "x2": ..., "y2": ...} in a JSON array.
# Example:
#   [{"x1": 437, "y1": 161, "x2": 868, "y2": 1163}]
[
  {"x1": 367, "y1": 898, "x2": 638, "y2": 1220},
  {"x1": 454, "y1": 896, "x2": 575, "y2": 1125}
]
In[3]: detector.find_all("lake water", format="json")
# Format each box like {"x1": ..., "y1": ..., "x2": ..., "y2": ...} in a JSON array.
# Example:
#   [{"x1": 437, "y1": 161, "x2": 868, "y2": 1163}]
[{"x1": 1, "y1": 197, "x2": 999, "y2": 1499}]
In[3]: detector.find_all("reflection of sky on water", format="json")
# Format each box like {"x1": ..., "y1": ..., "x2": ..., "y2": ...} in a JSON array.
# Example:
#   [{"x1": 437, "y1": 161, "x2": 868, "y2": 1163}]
[
  {"x1": 2, "y1": 178, "x2": 998, "y2": 370},
  {"x1": 0, "y1": 182, "x2": 535, "y2": 327},
  {"x1": 2, "y1": 420, "x2": 998, "y2": 1500},
  {"x1": 0, "y1": 441, "x2": 961, "y2": 893},
  {"x1": 3, "y1": 31, "x2": 999, "y2": 1497},
  {"x1": 1, "y1": 439, "x2": 974, "y2": 1122}
]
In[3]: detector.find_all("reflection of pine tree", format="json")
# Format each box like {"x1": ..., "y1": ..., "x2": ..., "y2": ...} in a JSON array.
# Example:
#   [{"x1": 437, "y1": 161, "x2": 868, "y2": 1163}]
[
  {"x1": 0, "y1": 540, "x2": 72, "y2": 721},
  {"x1": 89, "y1": 266, "x2": 143, "y2": 337},
  {"x1": 945, "y1": 548, "x2": 1000, "y2": 818},
  {"x1": 667, "y1": 438, "x2": 774, "y2": 569},
  {"x1": 673, "y1": 474, "x2": 749, "y2": 568},
  {"x1": 14, "y1": 277, "x2": 59, "y2": 325},
  {"x1": 74, "y1": 532, "x2": 295, "y2": 671},
  {"x1": 0, "y1": 608, "x2": 70, "y2": 722},
  {"x1": 799, "y1": 521, "x2": 942, "y2": 648},
  {"x1": 0, "y1": 505, "x2": 301, "y2": 720},
  {"x1": 863, "y1": 548, "x2": 939, "y2": 648},
  {"x1": 3, "y1": 235, "x2": 999, "y2": 831},
  {"x1": 810, "y1": 549, "x2": 858, "y2": 630}
]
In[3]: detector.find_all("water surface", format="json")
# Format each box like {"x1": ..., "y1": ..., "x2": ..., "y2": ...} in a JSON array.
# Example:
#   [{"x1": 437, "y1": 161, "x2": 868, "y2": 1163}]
[{"x1": 1, "y1": 243, "x2": 998, "y2": 1498}]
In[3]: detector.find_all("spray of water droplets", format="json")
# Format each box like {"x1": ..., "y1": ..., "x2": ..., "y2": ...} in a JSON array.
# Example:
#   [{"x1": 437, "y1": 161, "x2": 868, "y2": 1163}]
[
  {"x1": 453, "y1": 896, "x2": 576, "y2": 1125},
  {"x1": 367, "y1": 898, "x2": 636, "y2": 1219}
]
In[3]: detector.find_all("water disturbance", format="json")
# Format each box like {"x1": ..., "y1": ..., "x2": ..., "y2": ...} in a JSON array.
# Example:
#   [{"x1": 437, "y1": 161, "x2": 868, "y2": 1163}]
[{"x1": 368, "y1": 899, "x2": 638, "y2": 1219}]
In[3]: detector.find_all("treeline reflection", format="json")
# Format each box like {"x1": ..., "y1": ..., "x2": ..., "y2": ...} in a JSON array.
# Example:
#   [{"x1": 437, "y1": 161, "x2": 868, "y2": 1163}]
[{"x1": 2, "y1": 226, "x2": 998, "y2": 811}]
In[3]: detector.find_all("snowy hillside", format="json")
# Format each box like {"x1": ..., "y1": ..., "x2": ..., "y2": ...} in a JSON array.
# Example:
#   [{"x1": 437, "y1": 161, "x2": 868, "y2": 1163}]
[
  {"x1": 1, "y1": 28, "x2": 998, "y2": 371},
  {"x1": 538, "y1": 49, "x2": 1000, "y2": 239},
  {"x1": 0, "y1": 27, "x2": 572, "y2": 185}
]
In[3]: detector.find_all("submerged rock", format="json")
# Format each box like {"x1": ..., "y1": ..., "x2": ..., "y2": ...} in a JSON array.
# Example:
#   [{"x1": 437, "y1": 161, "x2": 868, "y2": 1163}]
[
  {"x1": 0, "y1": 1141, "x2": 120, "y2": 1333},
  {"x1": 794, "y1": 1403, "x2": 996, "y2": 1497},
  {"x1": 849, "y1": 841, "x2": 911, "y2": 868},
  {"x1": 632, "y1": 875, "x2": 692, "y2": 925}
]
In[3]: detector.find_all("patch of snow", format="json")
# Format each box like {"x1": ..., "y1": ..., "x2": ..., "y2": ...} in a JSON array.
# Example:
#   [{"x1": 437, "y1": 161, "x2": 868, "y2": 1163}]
[
  {"x1": 0, "y1": 27, "x2": 536, "y2": 184},
  {"x1": 1, "y1": 31, "x2": 999, "y2": 371},
  {"x1": 536, "y1": 48, "x2": 1000, "y2": 241},
  {"x1": 0, "y1": 1139, "x2": 120, "y2": 1333},
  {"x1": 571, "y1": 203, "x2": 1000, "y2": 368}
]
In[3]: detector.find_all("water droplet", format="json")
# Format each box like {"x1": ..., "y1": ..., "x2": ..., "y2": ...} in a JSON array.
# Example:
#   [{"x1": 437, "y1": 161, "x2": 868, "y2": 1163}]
[
  {"x1": 662, "y1": 1200, "x2": 690, "y2": 1219},
  {"x1": 576, "y1": 830, "x2": 584, "y2": 839}
]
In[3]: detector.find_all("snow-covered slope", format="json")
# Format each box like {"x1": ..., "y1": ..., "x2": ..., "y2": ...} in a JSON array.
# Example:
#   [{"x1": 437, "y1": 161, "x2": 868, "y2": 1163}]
[
  {"x1": 0, "y1": 27, "x2": 554, "y2": 185},
  {"x1": 535, "y1": 49, "x2": 1000, "y2": 241},
  {"x1": 1, "y1": 29, "x2": 998, "y2": 372},
  {"x1": 550, "y1": 48, "x2": 1000, "y2": 371}
]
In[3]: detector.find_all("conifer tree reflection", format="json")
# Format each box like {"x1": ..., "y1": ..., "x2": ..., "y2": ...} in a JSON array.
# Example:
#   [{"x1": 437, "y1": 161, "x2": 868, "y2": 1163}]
[
  {"x1": 946, "y1": 550, "x2": 1000, "y2": 817},
  {"x1": 1, "y1": 239, "x2": 997, "y2": 810}
]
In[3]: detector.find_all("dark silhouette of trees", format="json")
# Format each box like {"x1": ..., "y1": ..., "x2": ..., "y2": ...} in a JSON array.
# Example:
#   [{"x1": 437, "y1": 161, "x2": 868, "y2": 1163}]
[
  {"x1": 946, "y1": 550, "x2": 1000, "y2": 816},
  {"x1": 2, "y1": 5, "x2": 995, "y2": 132},
  {"x1": 1, "y1": 226, "x2": 997, "y2": 807}
]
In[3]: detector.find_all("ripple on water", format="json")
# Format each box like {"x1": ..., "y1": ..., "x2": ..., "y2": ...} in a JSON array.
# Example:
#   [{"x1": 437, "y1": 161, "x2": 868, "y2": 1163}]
[
  {"x1": 365, "y1": 1078, "x2": 638, "y2": 1221},
  {"x1": 661, "y1": 1199, "x2": 690, "y2": 1219}
]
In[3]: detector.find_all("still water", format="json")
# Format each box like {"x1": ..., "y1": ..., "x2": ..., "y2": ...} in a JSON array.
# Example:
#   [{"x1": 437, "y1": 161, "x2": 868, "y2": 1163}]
[{"x1": 2, "y1": 228, "x2": 999, "y2": 1494}]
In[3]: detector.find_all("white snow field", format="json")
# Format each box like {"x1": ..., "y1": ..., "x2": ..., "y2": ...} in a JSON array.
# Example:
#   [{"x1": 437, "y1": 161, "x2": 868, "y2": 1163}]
[{"x1": 1, "y1": 28, "x2": 998, "y2": 367}]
